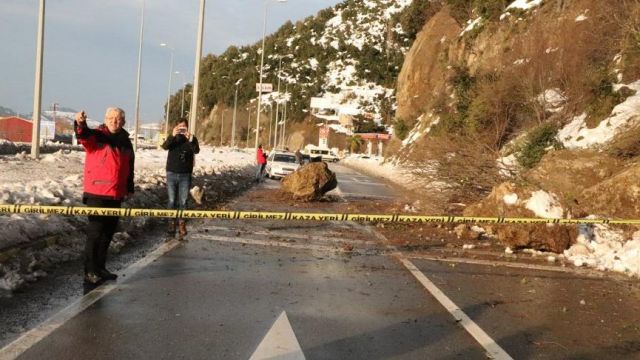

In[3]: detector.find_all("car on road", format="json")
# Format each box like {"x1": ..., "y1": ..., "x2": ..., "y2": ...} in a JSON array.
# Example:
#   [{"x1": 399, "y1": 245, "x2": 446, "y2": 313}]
[
  {"x1": 307, "y1": 148, "x2": 339, "y2": 162},
  {"x1": 265, "y1": 151, "x2": 300, "y2": 179}
]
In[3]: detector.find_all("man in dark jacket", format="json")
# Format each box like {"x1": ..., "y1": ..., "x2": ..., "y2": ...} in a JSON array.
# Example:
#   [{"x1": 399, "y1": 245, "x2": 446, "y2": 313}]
[
  {"x1": 162, "y1": 118, "x2": 200, "y2": 238},
  {"x1": 74, "y1": 108, "x2": 134, "y2": 284}
]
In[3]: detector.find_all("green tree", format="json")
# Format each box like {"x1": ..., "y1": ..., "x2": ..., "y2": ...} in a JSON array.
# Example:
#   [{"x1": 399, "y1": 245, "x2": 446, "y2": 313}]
[{"x1": 346, "y1": 135, "x2": 364, "y2": 153}]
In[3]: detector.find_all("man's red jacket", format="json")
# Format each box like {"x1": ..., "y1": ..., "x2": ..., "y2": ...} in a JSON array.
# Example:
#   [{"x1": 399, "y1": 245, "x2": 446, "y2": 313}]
[
  {"x1": 256, "y1": 147, "x2": 267, "y2": 164},
  {"x1": 75, "y1": 122, "x2": 135, "y2": 201}
]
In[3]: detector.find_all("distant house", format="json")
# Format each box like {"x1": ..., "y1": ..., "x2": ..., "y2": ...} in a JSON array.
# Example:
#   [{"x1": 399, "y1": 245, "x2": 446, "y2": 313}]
[{"x1": 0, "y1": 116, "x2": 55, "y2": 143}]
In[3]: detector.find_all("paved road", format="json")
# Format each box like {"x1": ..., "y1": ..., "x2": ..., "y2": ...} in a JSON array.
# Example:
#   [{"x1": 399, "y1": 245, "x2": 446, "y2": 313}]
[
  {"x1": 2, "y1": 165, "x2": 639, "y2": 360},
  {"x1": 328, "y1": 163, "x2": 397, "y2": 200}
]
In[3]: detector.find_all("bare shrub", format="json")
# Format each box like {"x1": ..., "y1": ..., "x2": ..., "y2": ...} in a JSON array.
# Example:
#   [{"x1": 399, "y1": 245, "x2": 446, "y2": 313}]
[
  {"x1": 404, "y1": 133, "x2": 501, "y2": 207},
  {"x1": 618, "y1": 1, "x2": 640, "y2": 81}
]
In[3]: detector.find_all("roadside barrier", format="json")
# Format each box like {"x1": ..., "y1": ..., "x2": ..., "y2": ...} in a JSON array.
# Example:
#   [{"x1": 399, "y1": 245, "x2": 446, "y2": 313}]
[{"x1": 0, "y1": 204, "x2": 636, "y2": 225}]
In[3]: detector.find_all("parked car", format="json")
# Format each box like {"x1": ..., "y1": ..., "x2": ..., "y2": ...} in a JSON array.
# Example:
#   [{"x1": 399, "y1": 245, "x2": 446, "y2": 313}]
[{"x1": 266, "y1": 151, "x2": 300, "y2": 179}]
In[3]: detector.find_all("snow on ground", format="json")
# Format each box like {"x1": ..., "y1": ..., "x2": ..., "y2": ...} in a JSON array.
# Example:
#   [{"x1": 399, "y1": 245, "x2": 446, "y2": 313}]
[
  {"x1": 507, "y1": 0, "x2": 543, "y2": 11},
  {"x1": 0, "y1": 143, "x2": 254, "y2": 293},
  {"x1": 525, "y1": 190, "x2": 564, "y2": 218},
  {"x1": 460, "y1": 17, "x2": 483, "y2": 36},
  {"x1": 565, "y1": 224, "x2": 640, "y2": 277},
  {"x1": 558, "y1": 80, "x2": 640, "y2": 149},
  {"x1": 537, "y1": 88, "x2": 566, "y2": 113}
]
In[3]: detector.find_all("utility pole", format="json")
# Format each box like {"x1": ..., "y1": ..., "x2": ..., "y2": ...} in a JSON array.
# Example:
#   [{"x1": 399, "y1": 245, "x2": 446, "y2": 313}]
[
  {"x1": 274, "y1": 56, "x2": 282, "y2": 148},
  {"x1": 281, "y1": 83, "x2": 288, "y2": 149},
  {"x1": 30, "y1": 0, "x2": 46, "y2": 159},
  {"x1": 246, "y1": 107, "x2": 252, "y2": 147},
  {"x1": 267, "y1": 103, "x2": 273, "y2": 148},
  {"x1": 189, "y1": 0, "x2": 206, "y2": 134},
  {"x1": 133, "y1": 0, "x2": 145, "y2": 151},
  {"x1": 220, "y1": 110, "x2": 224, "y2": 146}
]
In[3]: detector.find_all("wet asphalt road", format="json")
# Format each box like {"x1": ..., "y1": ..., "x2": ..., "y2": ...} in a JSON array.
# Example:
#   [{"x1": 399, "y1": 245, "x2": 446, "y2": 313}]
[
  {"x1": 2, "y1": 163, "x2": 640, "y2": 359},
  {"x1": 328, "y1": 164, "x2": 396, "y2": 200}
]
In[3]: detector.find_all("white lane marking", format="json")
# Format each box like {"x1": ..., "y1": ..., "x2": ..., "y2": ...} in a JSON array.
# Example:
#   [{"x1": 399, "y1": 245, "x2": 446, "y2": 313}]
[
  {"x1": 337, "y1": 192, "x2": 395, "y2": 199},
  {"x1": 395, "y1": 253, "x2": 513, "y2": 360},
  {"x1": 199, "y1": 226, "x2": 379, "y2": 245},
  {"x1": 191, "y1": 233, "x2": 377, "y2": 255},
  {"x1": 405, "y1": 254, "x2": 611, "y2": 278},
  {"x1": 249, "y1": 311, "x2": 305, "y2": 360},
  {"x1": 0, "y1": 240, "x2": 180, "y2": 360}
]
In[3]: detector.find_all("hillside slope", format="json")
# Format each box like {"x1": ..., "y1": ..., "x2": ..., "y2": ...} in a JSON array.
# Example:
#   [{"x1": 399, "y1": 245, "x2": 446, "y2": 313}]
[{"x1": 389, "y1": 0, "x2": 640, "y2": 277}]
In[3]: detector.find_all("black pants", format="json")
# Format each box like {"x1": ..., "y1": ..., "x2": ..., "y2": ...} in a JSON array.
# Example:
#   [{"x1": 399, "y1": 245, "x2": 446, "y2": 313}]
[{"x1": 84, "y1": 198, "x2": 121, "y2": 274}]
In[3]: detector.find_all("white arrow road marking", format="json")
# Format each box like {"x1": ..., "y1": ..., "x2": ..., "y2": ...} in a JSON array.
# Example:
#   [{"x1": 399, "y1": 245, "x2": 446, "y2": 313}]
[{"x1": 249, "y1": 311, "x2": 306, "y2": 360}]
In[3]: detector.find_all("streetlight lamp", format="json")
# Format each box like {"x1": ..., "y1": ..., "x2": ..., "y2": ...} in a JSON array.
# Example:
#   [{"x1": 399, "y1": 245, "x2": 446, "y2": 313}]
[
  {"x1": 232, "y1": 78, "x2": 243, "y2": 148},
  {"x1": 133, "y1": 0, "x2": 145, "y2": 152},
  {"x1": 160, "y1": 43, "x2": 174, "y2": 135},
  {"x1": 254, "y1": 0, "x2": 287, "y2": 150}
]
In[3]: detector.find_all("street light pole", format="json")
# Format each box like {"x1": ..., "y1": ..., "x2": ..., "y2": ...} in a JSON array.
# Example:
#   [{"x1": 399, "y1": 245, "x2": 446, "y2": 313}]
[
  {"x1": 232, "y1": 78, "x2": 242, "y2": 148},
  {"x1": 181, "y1": 83, "x2": 186, "y2": 118},
  {"x1": 273, "y1": 56, "x2": 282, "y2": 149},
  {"x1": 160, "y1": 43, "x2": 174, "y2": 135},
  {"x1": 220, "y1": 110, "x2": 224, "y2": 146},
  {"x1": 246, "y1": 107, "x2": 252, "y2": 147},
  {"x1": 254, "y1": 0, "x2": 287, "y2": 150},
  {"x1": 30, "y1": 0, "x2": 46, "y2": 159},
  {"x1": 133, "y1": 0, "x2": 145, "y2": 152},
  {"x1": 189, "y1": 0, "x2": 206, "y2": 134},
  {"x1": 281, "y1": 83, "x2": 288, "y2": 148}
]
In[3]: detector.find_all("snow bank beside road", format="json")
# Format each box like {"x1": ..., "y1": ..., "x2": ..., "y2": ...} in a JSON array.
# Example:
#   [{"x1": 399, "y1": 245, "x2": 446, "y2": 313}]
[{"x1": 0, "y1": 145, "x2": 254, "y2": 293}]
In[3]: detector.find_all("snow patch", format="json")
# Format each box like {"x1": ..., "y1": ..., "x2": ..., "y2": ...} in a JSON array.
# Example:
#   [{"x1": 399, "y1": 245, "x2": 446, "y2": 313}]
[
  {"x1": 503, "y1": 193, "x2": 519, "y2": 205},
  {"x1": 558, "y1": 81, "x2": 640, "y2": 149},
  {"x1": 507, "y1": 0, "x2": 543, "y2": 11},
  {"x1": 525, "y1": 190, "x2": 563, "y2": 218},
  {"x1": 565, "y1": 225, "x2": 640, "y2": 277}
]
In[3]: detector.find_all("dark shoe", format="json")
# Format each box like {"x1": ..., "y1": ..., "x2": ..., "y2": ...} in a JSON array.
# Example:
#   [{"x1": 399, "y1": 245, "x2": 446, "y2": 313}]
[
  {"x1": 98, "y1": 269, "x2": 118, "y2": 281},
  {"x1": 167, "y1": 219, "x2": 176, "y2": 236},
  {"x1": 84, "y1": 272, "x2": 103, "y2": 285},
  {"x1": 178, "y1": 220, "x2": 187, "y2": 237}
]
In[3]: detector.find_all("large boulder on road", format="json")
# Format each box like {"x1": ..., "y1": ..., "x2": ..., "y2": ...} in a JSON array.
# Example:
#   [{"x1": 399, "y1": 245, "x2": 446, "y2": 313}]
[{"x1": 281, "y1": 162, "x2": 337, "y2": 201}]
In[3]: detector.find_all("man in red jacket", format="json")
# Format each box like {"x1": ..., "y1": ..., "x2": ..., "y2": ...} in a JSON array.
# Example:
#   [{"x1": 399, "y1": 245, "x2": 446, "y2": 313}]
[
  {"x1": 75, "y1": 108, "x2": 134, "y2": 285},
  {"x1": 256, "y1": 144, "x2": 267, "y2": 183}
]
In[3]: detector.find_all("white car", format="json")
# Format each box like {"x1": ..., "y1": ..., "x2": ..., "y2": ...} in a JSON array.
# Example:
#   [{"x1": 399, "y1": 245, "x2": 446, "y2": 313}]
[{"x1": 265, "y1": 151, "x2": 300, "y2": 179}]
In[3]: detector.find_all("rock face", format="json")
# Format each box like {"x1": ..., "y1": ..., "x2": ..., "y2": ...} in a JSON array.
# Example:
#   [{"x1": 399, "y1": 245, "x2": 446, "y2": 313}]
[
  {"x1": 395, "y1": 9, "x2": 461, "y2": 122},
  {"x1": 281, "y1": 162, "x2": 337, "y2": 201},
  {"x1": 527, "y1": 150, "x2": 622, "y2": 202},
  {"x1": 581, "y1": 163, "x2": 640, "y2": 219}
]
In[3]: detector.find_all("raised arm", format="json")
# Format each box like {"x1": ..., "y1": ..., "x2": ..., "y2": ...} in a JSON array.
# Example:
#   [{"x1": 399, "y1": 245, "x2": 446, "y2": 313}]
[{"x1": 74, "y1": 111, "x2": 99, "y2": 152}]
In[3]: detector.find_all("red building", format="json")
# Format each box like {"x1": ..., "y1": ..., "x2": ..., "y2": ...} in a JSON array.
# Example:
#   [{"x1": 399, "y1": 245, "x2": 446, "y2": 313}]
[{"x1": 0, "y1": 116, "x2": 32, "y2": 142}]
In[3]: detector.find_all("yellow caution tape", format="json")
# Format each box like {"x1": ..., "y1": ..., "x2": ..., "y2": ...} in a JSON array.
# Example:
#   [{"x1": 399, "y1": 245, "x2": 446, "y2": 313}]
[{"x1": 1, "y1": 203, "x2": 638, "y2": 225}]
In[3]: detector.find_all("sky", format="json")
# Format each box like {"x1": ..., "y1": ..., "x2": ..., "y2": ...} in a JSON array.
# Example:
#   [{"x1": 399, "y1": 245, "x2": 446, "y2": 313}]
[{"x1": 0, "y1": 0, "x2": 342, "y2": 124}]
